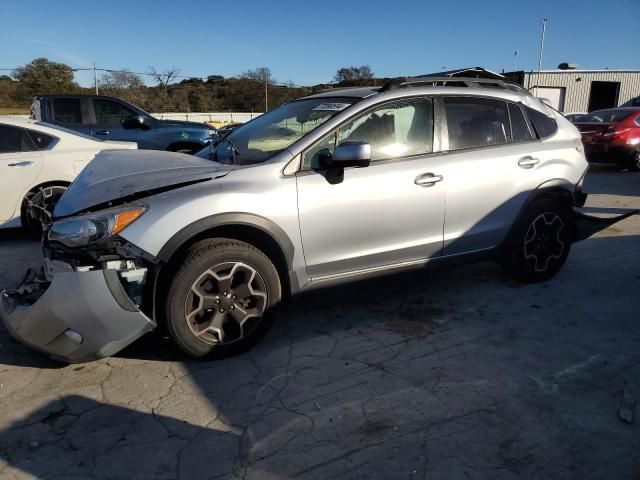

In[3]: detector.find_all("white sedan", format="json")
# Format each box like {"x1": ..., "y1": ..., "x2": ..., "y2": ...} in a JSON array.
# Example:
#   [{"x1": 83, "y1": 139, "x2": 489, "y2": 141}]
[{"x1": 0, "y1": 117, "x2": 136, "y2": 232}]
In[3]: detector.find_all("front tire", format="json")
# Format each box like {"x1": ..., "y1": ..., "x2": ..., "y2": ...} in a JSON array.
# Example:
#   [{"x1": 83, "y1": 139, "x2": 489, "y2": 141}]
[
  {"x1": 165, "y1": 238, "x2": 281, "y2": 358},
  {"x1": 500, "y1": 198, "x2": 574, "y2": 283}
]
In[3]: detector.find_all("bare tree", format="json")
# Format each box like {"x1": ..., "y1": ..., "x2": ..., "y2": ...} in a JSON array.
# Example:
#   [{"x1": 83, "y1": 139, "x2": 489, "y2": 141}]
[
  {"x1": 334, "y1": 65, "x2": 374, "y2": 85},
  {"x1": 149, "y1": 67, "x2": 180, "y2": 105},
  {"x1": 239, "y1": 67, "x2": 274, "y2": 84},
  {"x1": 100, "y1": 69, "x2": 146, "y2": 106}
]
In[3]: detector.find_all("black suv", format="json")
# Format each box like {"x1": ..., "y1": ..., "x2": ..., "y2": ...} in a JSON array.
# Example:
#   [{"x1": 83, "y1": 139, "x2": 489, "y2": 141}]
[{"x1": 30, "y1": 94, "x2": 216, "y2": 154}]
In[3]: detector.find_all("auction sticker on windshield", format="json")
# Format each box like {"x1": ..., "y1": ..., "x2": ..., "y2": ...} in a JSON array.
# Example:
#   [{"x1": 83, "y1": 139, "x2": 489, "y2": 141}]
[{"x1": 312, "y1": 103, "x2": 351, "y2": 112}]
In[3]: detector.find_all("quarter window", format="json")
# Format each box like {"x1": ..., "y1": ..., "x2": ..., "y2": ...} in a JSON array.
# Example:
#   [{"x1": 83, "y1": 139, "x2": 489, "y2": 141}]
[
  {"x1": 444, "y1": 97, "x2": 510, "y2": 151},
  {"x1": 93, "y1": 99, "x2": 137, "y2": 126},
  {"x1": 524, "y1": 106, "x2": 558, "y2": 138},
  {"x1": 509, "y1": 103, "x2": 533, "y2": 142},
  {"x1": 52, "y1": 98, "x2": 82, "y2": 124},
  {"x1": 0, "y1": 125, "x2": 37, "y2": 153}
]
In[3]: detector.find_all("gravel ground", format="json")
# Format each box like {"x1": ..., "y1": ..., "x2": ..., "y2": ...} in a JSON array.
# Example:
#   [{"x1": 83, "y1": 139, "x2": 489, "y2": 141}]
[{"x1": 0, "y1": 166, "x2": 638, "y2": 480}]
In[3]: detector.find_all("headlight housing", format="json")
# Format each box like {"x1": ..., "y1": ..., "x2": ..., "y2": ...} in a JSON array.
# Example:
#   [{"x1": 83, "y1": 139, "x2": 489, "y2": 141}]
[{"x1": 48, "y1": 205, "x2": 147, "y2": 248}]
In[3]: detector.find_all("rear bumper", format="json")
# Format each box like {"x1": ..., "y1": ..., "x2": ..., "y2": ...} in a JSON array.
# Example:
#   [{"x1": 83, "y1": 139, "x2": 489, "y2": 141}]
[{"x1": 0, "y1": 268, "x2": 155, "y2": 363}]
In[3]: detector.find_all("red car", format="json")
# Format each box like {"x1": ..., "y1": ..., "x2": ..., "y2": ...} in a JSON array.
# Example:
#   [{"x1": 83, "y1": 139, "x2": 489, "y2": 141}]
[{"x1": 574, "y1": 107, "x2": 640, "y2": 171}]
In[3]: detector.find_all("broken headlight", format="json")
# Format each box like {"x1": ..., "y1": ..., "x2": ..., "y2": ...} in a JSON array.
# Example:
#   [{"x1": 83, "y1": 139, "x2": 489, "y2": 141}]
[{"x1": 48, "y1": 205, "x2": 147, "y2": 248}]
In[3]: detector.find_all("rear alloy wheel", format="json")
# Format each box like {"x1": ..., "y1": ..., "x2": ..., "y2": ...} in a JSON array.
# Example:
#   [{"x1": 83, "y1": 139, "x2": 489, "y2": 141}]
[
  {"x1": 501, "y1": 198, "x2": 573, "y2": 283},
  {"x1": 166, "y1": 239, "x2": 281, "y2": 357},
  {"x1": 21, "y1": 185, "x2": 68, "y2": 236}
]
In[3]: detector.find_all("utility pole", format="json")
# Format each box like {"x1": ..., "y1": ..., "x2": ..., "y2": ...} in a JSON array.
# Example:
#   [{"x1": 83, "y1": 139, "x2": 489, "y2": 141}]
[
  {"x1": 513, "y1": 50, "x2": 519, "y2": 72},
  {"x1": 93, "y1": 63, "x2": 98, "y2": 95},
  {"x1": 264, "y1": 71, "x2": 269, "y2": 112},
  {"x1": 535, "y1": 16, "x2": 548, "y2": 96}
]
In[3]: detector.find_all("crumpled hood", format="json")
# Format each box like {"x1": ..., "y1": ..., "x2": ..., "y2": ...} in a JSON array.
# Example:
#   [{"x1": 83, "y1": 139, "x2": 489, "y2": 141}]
[{"x1": 54, "y1": 150, "x2": 232, "y2": 218}]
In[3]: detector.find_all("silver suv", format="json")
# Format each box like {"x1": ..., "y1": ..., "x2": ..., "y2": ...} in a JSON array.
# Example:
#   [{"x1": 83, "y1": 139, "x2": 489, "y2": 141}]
[{"x1": 1, "y1": 77, "x2": 597, "y2": 362}]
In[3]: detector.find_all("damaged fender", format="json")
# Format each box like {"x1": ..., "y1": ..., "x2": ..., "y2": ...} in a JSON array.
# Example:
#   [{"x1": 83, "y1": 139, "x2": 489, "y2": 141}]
[{"x1": 0, "y1": 269, "x2": 156, "y2": 363}]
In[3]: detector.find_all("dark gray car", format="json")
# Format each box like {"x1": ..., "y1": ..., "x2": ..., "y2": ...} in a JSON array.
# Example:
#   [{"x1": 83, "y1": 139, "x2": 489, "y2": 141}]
[{"x1": 30, "y1": 94, "x2": 217, "y2": 154}]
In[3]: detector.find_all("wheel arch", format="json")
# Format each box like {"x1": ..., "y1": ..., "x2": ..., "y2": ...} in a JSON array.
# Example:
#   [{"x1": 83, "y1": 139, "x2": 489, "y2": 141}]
[
  {"x1": 152, "y1": 213, "x2": 296, "y2": 322},
  {"x1": 498, "y1": 180, "x2": 576, "y2": 252},
  {"x1": 20, "y1": 180, "x2": 72, "y2": 215}
]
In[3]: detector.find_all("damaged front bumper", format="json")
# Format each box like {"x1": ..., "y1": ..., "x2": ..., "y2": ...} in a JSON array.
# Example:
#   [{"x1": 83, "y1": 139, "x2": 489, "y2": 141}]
[{"x1": 0, "y1": 263, "x2": 156, "y2": 363}]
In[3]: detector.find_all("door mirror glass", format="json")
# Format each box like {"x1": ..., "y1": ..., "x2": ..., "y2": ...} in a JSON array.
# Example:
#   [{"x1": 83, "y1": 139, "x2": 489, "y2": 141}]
[{"x1": 330, "y1": 141, "x2": 371, "y2": 167}]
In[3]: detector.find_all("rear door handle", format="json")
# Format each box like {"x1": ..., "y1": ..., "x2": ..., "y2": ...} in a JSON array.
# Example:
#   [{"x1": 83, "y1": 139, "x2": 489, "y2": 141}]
[
  {"x1": 8, "y1": 161, "x2": 34, "y2": 167},
  {"x1": 415, "y1": 173, "x2": 444, "y2": 187},
  {"x1": 94, "y1": 129, "x2": 111, "y2": 135},
  {"x1": 518, "y1": 156, "x2": 540, "y2": 169}
]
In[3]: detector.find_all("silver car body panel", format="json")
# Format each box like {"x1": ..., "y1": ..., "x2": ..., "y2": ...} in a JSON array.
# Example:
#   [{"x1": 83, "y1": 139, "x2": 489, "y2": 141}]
[
  {"x1": 54, "y1": 149, "x2": 232, "y2": 217},
  {"x1": 0, "y1": 269, "x2": 155, "y2": 363}
]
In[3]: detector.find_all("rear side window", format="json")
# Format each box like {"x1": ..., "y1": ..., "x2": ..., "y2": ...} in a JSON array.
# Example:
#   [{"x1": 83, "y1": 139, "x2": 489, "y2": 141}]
[
  {"x1": 0, "y1": 125, "x2": 37, "y2": 153},
  {"x1": 508, "y1": 103, "x2": 533, "y2": 142},
  {"x1": 93, "y1": 99, "x2": 136, "y2": 126},
  {"x1": 25, "y1": 129, "x2": 56, "y2": 150},
  {"x1": 525, "y1": 106, "x2": 557, "y2": 138},
  {"x1": 52, "y1": 98, "x2": 82, "y2": 124},
  {"x1": 444, "y1": 97, "x2": 510, "y2": 151}
]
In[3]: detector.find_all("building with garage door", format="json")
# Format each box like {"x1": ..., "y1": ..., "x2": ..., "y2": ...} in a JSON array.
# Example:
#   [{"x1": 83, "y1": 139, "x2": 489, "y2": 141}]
[{"x1": 504, "y1": 67, "x2": 640, "y2": 113}]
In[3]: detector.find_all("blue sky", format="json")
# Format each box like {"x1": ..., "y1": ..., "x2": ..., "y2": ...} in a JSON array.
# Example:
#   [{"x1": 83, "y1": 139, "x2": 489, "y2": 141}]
[{"x1": 2, "y1": 0, "x2": 639, "y2": 87}]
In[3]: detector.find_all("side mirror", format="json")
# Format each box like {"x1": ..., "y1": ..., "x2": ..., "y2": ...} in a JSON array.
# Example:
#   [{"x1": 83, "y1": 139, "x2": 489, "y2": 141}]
[
  {"x1": 122, "y1": 115, "x2": 150, "y2": 130},
  {"x1": 330, "y1": 141, "x2": 371, "y2": 168}
]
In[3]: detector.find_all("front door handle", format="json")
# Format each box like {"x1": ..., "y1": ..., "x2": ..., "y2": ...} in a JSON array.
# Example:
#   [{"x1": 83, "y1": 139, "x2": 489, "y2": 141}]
[
  {"x1": 94, "y1": 129, "x2": 111, "y2": 135},
  {"x1": 8, "y1": 161, "x2": 34, "y2": 167},
  {"x1": 518, "y1": 156, "x2": 540, "y2": 169},
  {"x1": 415, "y1": 173, "x2": 444, "y2": 187}
]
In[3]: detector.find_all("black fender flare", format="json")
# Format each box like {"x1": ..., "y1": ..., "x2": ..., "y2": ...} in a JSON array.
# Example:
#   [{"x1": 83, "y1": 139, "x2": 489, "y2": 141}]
[{"x1": 156, "y1": 212, "x2": 295, "y2": 272}]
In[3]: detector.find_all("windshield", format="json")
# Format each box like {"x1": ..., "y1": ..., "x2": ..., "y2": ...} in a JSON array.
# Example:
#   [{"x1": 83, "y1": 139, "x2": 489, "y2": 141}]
[
  {"x1": 575, "y1": 110, "x2": 633, "y2": 124},
  {"x1": 198, "y1": 97, "x2": 358, "y2": 165}
]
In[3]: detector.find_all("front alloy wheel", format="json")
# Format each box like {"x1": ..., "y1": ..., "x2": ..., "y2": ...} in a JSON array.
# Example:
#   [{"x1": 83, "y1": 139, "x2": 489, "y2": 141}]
[
  {"x1": 184, "y1": 262, "x2": 268, "y2": 345},
  {"x1": 166, "y1": 238, "x2": 281, "y2": 357}
]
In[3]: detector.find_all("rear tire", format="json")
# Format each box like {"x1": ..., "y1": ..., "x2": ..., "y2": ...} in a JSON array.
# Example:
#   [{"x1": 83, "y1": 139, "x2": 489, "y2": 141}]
[
  {"x1": 500, "y1": 198, "x2": 574, "y2": 283},
  {"x1": 165, "y1": 238, "x2": 281, "y2": 358}
]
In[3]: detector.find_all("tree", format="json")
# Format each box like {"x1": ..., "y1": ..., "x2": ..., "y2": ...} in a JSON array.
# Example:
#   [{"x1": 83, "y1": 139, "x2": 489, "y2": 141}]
[
  {"x1": 0, "y1": 75, "x2": 18, "y2": 108},
  {"x1": 149, "y1": 67, "x2": 180, "y2": 104},
  {"x1": 334, "y1": 65, "x2": 374, "y2": 86},
  {"x1": 239, "y1": 67, "x2": 273, "y2": 84},
  {"x1": 12, "y1": 58, "x2": 78, "y2": 104},
  {"x1": 100, "y1": 69, "x2": 146, "y2": 106}
]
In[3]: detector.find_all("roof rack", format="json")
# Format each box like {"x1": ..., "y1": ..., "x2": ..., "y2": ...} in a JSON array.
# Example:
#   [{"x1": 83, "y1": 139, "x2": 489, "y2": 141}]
[{"x1": 379, "y1": 76, "x2": 529, "y2": 94}]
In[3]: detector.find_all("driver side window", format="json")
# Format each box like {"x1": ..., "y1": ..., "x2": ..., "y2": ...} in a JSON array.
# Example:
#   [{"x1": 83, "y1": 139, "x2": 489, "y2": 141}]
[
  {"x1": 303, "y1": 97, "x2": 433, "y2": 169},
  {"x1": 93, "y1": 99, "x2": 137, "y2": 126}
]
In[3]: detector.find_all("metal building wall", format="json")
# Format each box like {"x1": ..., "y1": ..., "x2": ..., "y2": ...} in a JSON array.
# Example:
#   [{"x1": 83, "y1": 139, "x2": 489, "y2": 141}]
[{"x1": 521, "y1": 71, "x2": 640, "y2": 112}]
